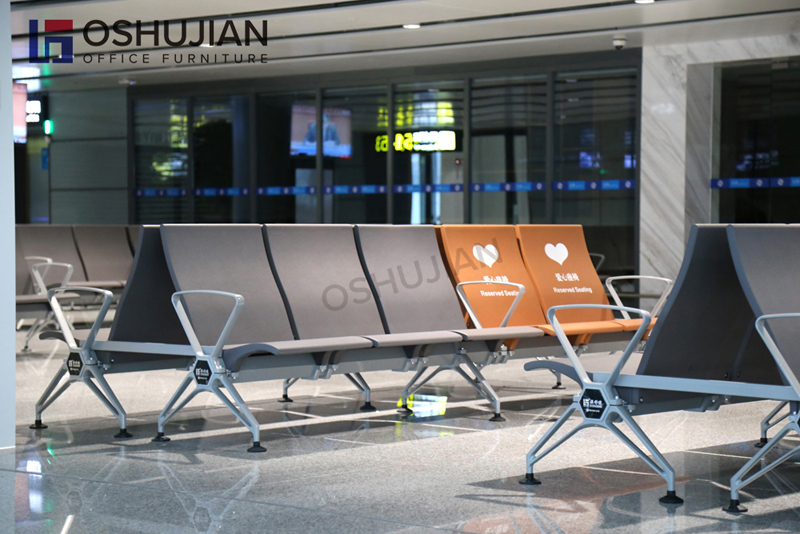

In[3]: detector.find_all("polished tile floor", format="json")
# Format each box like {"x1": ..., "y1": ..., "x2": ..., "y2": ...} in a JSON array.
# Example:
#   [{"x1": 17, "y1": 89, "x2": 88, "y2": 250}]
[{"x1": 12, "y1": 331, "x2": 800, "y2": 533}]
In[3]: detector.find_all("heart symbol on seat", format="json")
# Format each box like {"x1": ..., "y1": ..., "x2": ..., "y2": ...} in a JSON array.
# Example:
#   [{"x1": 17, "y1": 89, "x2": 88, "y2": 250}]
[
  {"x1": 544, "y1": 243, "x2": 569, "y2": 265},
  {"x1": 472, "y1": 244, "x2": 499, "y2": 268}
]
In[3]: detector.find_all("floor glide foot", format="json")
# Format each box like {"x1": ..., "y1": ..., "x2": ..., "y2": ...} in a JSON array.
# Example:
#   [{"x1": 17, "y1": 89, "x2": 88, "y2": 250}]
[
  {"x1": 397, "y1": 404, "x2": 413, "y2": 415},
  {"x1": 754, "y1": 437, "x2": 768, "y2": 448},
  {"x1": 723, "y1": 499, "x2": 747, "y2": 513},
  {"x1": 658, "y1": 490, "x2": 684, "y2": 505},
  {"x1": 248, "y1": 441, "x2": 267, "y2": 453},
  {"x1": 29, "y1": 419, "x2": 47, "y2": 430},
  {"x1": 552, "y1": 383, "x2": 566, "y2": 390},
  {"x1": 114, "y1": 428, "x2": 133, "y2": 439},
  {"x1": 360, "y1": 402, "x2": 377, "y2": 412},
  {"x1": 490, "y1": 413, "x2": 506, "y2": 422},
  {"x1": 278, "y1": 395, "x2": 293, "y2": 403},
  {"x1": 152, "y1": 432, "x2": 170, "y2": 443},
  {"x1": 519, "y1": 473, "x2": 541, "y2": 486}
]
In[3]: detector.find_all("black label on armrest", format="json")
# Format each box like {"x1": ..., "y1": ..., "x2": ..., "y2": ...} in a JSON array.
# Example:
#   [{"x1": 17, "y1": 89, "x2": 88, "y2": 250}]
[
  {"x1": 580, "y1": 389, "x2": 606, "y2": 419},
  {"x1": 194, "y1": 360, "x2": 211, "y2": 385},
  {"x1": 67, "y1": 354, "x2": 83, "y2": 376}
]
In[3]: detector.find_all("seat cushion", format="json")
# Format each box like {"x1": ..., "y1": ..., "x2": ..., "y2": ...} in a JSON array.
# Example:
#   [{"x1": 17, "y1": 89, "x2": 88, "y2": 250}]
[
  {"x1": 537, "y1": 321, "x2": 625, "y2": 337},
  {"x1": 614, "y1": 317, "x2": 658, "y2": 332},
  {"x1": 222, "y1": 336, "x2": 375, "y2": 371},
  {"x1": 363, "y1": 331, "x2": 463, "y2": 348},
  {"x1": 454, "y1": 326, "x2": 544, "y2": 342}
]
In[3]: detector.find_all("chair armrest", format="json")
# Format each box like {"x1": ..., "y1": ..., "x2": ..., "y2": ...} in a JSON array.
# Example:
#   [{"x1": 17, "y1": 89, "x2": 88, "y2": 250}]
[
  {"x1": 547, "y1": 304, "x2": 651, "y2": 399},
  {"x1": 456, "y1": 281, "x2": 526, "y2": 328},
  {"x1": 171, "y1": 290, "x2": 244, "y2": 365},
  {"x1": 31, "y1": 261, "x2": 74, "y2": 296},
  {"x1": 605, "y1": 275, "x2": 673, "y2": 320},
  {"x1": 755, "y1": 314, "x2": 800, "y2": 394},
  {"x1": 47, "y1": 286, "x2": 113, "y2": 350},
  {"x1": 589, "y1": 253, "x2": 606, "y2": 272}
]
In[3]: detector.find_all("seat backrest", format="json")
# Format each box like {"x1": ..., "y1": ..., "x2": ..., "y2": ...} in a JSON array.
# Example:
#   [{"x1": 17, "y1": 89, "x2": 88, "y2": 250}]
[
  {"x1": 15, "y1": 231, "x2": 32, "y2": 295},
  {"x1": 108, "y1": 226, "x2": 188, "y2": 345},
  {"x1": 638, "y1": 225, "x2": 781, "y2": 388},
  {"x1": 728, "y1": 224, "x2": 800, "y2": 386},
  {"x1": 127, "y1": 225, "x2": 141, "y2": 255},
  {"x1": 16, "y1": 225, "x2": 88, "y2": 284},
  {"x1": 160, "y1": 225, "x2": 295, "y2": 346},
  {"x1": 355, "y1": 225, "x2": 466, "y2": 334},
  {"x1": 516, "y1": 225, "x2": 612, "y2": 323},
  {"x1": 73, "y1": 225, "x2": 133, "y2": 282},
  {"x1": 437, "y1": 225, "x2": 547, "y2": 327},
  {"x1": 265, "y1": 224, "x2": 386, "y2": 339}
]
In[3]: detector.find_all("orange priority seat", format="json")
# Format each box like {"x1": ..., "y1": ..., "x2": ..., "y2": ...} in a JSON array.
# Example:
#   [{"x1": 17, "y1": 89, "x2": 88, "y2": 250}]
[
  {"x1": 515, "y1": 224, "x2": 656, "y2": 339},
  {"x1": 437, "y1": 225, "x2": 549, "y2": 330}
]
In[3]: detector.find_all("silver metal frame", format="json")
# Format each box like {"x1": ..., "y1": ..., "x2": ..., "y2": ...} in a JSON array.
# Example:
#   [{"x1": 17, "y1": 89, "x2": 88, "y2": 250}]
[
  {"x1": 455, "y1": 280, "x2": 526, "y2": 329},
  {"x1": 605, "y1": 275, "x2": 673, "y2": 319},
  {"x1": 522, "y1": 305, "x2": 800, "y2": 511},
  {"x1": 588, "y1": 252, "x2": 606, "y2": 272},
  {"x1": 30, "y1": 286, "x2": 131, "y2": 433}
]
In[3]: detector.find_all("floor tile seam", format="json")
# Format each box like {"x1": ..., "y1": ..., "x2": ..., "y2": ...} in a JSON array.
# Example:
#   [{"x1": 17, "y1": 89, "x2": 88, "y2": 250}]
[{"x1": 5, "y1": 467, "x2": 476, "y2": 532}]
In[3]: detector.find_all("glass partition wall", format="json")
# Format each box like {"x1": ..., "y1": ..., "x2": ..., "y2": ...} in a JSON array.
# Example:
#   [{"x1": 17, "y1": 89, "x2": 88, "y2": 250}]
[{"x1": 131, "y1": 61, "x2": 640, "y2": 276}]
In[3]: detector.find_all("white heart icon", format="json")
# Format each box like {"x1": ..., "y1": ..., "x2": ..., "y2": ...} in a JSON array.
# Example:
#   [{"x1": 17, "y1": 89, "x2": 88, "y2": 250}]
[
  {"x1": 472, "y1": 244, "x2": 499, "y2": 268},
  {"x1": 544, "y1": 243, "x2": 569, "y2": 265}
]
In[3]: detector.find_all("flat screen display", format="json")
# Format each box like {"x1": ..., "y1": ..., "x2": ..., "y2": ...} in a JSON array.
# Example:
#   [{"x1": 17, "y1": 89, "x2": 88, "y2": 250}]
[{"x1": 290, "y1": 105, "x2": 351, "y2": 158}]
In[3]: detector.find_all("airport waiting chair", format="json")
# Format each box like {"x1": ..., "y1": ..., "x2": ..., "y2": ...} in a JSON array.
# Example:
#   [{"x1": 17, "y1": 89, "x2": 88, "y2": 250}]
[
  {"x1": 72, "y1": 225, "x2": 134, "y2": 287},
  {"x1": 354, "y1": 224, "x2": 546, "y2": 419},
  {"x1": 515, "y1": 224, "x2": 672, "y2": 337},
  {"x1": 16, "y1": 234, "x2": 79, "y2": 352},
  {"x1": 521, "y1": 224, "x2": 799, "y2": 513},
  {"x1": 33, "y1": 226, "x2": 195, "y2": 438}
]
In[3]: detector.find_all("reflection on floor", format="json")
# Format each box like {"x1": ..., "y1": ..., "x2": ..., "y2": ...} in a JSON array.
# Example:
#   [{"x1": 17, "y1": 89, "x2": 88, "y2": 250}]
[{"x1": 13, "y1": 333, "x2": 800, "y2": 533}]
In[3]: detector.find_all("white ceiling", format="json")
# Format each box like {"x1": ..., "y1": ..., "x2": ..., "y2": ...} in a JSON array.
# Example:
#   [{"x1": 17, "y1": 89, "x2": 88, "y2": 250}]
[{"x1": 10, "y1": 0, "x2": 800, "y2": 91}]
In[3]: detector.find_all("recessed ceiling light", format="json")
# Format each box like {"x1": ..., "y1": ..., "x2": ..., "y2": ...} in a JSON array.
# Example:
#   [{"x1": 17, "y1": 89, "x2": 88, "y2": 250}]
[
  {"x1": 403, "y1": 24, "x2": 421, "y2": 29},
  {"x1": 634, "y1": 0, "x2": 654, "y2": 4}
]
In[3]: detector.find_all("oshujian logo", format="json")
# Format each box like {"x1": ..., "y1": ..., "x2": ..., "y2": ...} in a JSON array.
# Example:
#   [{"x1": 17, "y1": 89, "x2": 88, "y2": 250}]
[
  {"x1": 29, "y1": 20, "x2": 74, "y2": 63},
  {"x1": 27, "y1": 19, "x2": 268, "y2": 66}
]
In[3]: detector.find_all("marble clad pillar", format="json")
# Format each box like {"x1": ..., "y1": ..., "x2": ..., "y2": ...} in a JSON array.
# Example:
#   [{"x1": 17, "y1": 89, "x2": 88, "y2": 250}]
[{"x1": 639, "y1": 34, "x2": 800, "y2": 295}]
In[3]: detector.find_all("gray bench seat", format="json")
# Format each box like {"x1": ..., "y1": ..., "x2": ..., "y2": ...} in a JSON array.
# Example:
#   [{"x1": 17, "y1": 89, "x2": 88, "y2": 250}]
[{"x1": 519, "y1": 223, "x2": 800, "y2": 514}]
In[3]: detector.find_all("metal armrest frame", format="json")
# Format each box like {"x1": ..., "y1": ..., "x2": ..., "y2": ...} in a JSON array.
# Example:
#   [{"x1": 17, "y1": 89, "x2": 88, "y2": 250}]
[
  {"x1": 171, "y1": 290, "x2": 244, "y2": 369},
  {"x1": 547, "y1": 304, "x2": 651, "y2": 401},
  {"x1": 48, "y1": 286, "x2": 113, "y2": 351},
  {"x1": 456, "y1": 281, "x2": 526, "y2": 328},
  {"x1": 31, "y1": 261, "x2": 74, "y2": 297},
  {"x1": 589, "y1": 252, "x2": 606, "y2": 272},
  {"x1": 605, "y1": 275, "x2": 673, "y2": 319}
]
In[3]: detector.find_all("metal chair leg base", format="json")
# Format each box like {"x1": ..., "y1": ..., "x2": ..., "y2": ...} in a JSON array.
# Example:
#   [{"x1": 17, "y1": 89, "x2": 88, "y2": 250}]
[
  {"x1": 359, "y1": 402, "x2": 377, "y2": 412},
  {"x1": 114, "y1": 428, "x2": 133, "y2": 439},
  {"x1": 658, "y1": 490, "x2": 684, "y2": 505},
  {"x1": 397, "y1": 404, "x2": 413, "y2": 415},
  {"x1": 29, "y1": 419, "x2": 47, "y2": 430},
  {"x1": 490, "y1": 413, "x2": 506, "y2": 422},
  {"x1": 723, "y1": 499, "x2": 747, "y2": 513},
  {"x1": 152, "y1": 432, "x2": 170, "y2": 442},
  {"x1": 278, "y1": 394, "x2": 293, "y2": 403},
  {"x1": 754, "y1": 437, "x2": 768, "y2": 448},
  {"x1": 519, "y1": 473, "x2": 541, "y2": 486},
  {"x1": 247, "y1": 441, "x2": 267, "y2": 453},
  {"x1": 552, "y1": 382, "x2": 565, "y2": 390}
]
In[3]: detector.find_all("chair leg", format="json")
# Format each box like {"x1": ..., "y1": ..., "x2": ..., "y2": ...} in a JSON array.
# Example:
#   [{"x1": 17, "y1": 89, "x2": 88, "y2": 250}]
[
  {"x1": 83, "y1": 365, "x2": 130, "y2": 438},
  {"x1": 521, "y1": 403, "x2": 583, "y2": 485},
  {"x1": 30, "y1": 364, "x2": 69, "y2": 429},
  {"x1": 345, "y1": 373, "x2": 376, "y2": 412},
  {"x1": 214, "y1": 374, "x2": 265, "y2": 453},
  {"x1": 279, "y1": 377, "x2": 299, "y2": 403},
  {"x1": 153, "y1": 371, "x2": 196, "y2": 442},
  {"x1": 727, "y1": 417, "x2": 800, "y2": 514},
  {"x1": 398, "y1": 366, "x2": 440, "y2": 415},
  {"x1": 755, "y1": 401, "x2": 789, "y2": 448}
]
